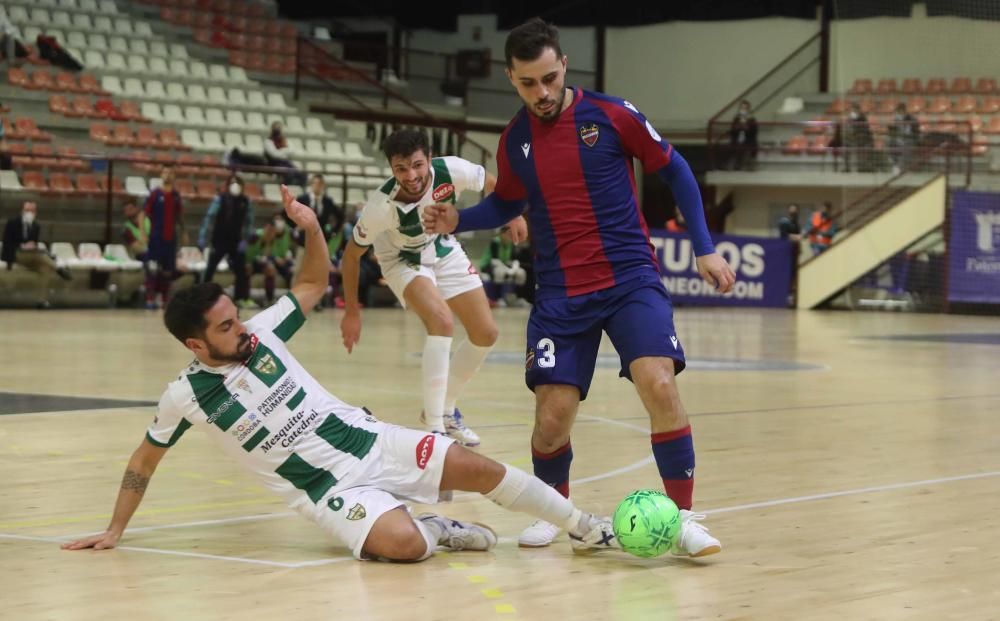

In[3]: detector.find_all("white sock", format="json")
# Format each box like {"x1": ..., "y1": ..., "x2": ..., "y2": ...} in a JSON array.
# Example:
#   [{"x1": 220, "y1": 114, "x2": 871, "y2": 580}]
[
  {"x1": 413, "y1": 518, "x2": 440, "y2": 561},
  {"x1": 484, "y1": 465, "x2": 591, "y2": 536},
  {"x1": 444, "y1": 340, "x2": 493, "y2": 416},
  {"x1": 422, "y1": 335, "x2": 452, "y2": 431}
]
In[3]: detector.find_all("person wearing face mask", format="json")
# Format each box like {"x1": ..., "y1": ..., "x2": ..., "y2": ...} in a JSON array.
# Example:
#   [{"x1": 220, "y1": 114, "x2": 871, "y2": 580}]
[
  {"x1": 143, "y1": 166, "x2": 187, "y2": 309},
  {"x1": 198, "y1": 174, "x2": 254, "y2": 307},
  {"x1": 263, "y1": 121, "x2": 307, "y2": 186},
  {"x1": 728, "y1": 99, "x2": 758, "y2": 170},
  {"x1": 246, "y1": 212, "x2": 295, "y2": 305},
  {"x1": 2, "y1": 201, "x2": 71, "y2": 306}
]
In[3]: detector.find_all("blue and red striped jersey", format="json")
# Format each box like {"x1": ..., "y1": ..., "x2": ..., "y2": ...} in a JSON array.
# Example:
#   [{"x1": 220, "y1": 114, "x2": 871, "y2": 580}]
[{"x1": 494, "y1": 87, "x2": 673, "y2": 299}]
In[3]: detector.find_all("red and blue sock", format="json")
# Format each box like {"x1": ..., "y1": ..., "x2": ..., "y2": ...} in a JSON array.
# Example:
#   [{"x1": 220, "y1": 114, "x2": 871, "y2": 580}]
[
  {"x1": 651, "y1": 426, "x2": 695, "y2": 510},
  {"x1": 531, "y1": 440, "x2": 572, "y2": 498}
]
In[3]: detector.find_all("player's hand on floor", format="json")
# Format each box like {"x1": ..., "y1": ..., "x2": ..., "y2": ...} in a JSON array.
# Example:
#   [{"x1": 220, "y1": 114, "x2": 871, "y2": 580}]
[
  {"x1": 422, "y1": 203, "x2": 459, "y2": 235},
  {"x1": 696, "y1": 253, "x2": 737, "y2": 293},
  {"x1": 61, "y1": 530, "x2": 121, "y2": 551},
  {"x1": 505, "y1": 215, "x2": 528, "y2": 243},
  {"x1": 340, "y1": 312, "x2": 361, "y2": 354},
  {"x1": 279, "y1": 185, "x2": 319, "y2": 232}
]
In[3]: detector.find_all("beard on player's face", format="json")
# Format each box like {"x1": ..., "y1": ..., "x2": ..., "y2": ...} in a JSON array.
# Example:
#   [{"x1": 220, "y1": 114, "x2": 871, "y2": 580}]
[
  {"x1": 509, "y1": 48, "x2": 568, "y2": 123},
  {"x1": 532, "y1": 85, "x2": 566, "y2": 122},
  {"x1": 205, "y1": 331, "x2": 253, "y2": 364}
]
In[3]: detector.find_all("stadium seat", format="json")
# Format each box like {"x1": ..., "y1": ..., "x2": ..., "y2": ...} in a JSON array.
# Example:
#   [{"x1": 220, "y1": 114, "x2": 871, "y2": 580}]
[
  {"x1": 160, "y1": 128, "x2": 188, "y2": 150},
  {"x1": 21, "y1": 171, "x2": 48, "y2": 191},
  {"x1": 51, "y1": 242, "x2": 81, "y2": 267},
  {"x1": 120, "y1": 101, "x2": 147, "y2": 123},
  {"x1": 189, "y1": 61, "x2": 210, "y2": 80},
  {"x1": 107, "y1": 125, "x2": 135, "y2": 147},
  {"x1": 7, "y1": 68, "x2": 29, "y2": 88},
  {"x1": 79, "y1": 243, "x2": 119, "y2": 271},
  {"x1": 344, "y1": 143, "x2": 371, "y2": 162},
  {"x1": 949, "y1": 77, "x2": 972, "y2": 93},
  {"x1": 84, "y1": 49, "x2": 106, "y2": 69},
  {"x1": 905, "y1": 96, "x2": 926, "y2": 113},
  {"x1": 848, "y1": 79, "x2": 872, "y2": 95},
  {"x1": 106, "y1": 52, "x2": 128, "y2": 71},
  {"x1": 135, "y1": 126, "x2": 160, "y2": 149},
  {"x1": 925, "y1": 78, "x2": 947, "y2": 94},
  {"x1": 187, "y1": 84, "x2": 209, "y2": 104},
  {"x1": 782, "y1": 135, "x2": 808, "y2": 154},
  {"x1": 876, "y1": 97, "x2": 899, "y2": 114},
  {"x1": 175, "y1": 177, "x2": 198, "y2": 200},
  {"x1": 223, "y1": 132, "x2": 246, "y2": 150},
  {"x1": 985, "y1": 117, "x2": 1000, "y2": 134},
  {"x1": 247, "y1": 91, "x2": 268, "y2": 108},
  {"x1": 125, "y1": 176, "x2": 149, "y2": 195},
  {"x1": 93, "y1": 15, "x2": 114, "y2": 33},
  {"x1": 50, "y1": 94, "x2": 71, "y2": 115},
  {"x1": 952, "y1": 96, "x2": 976, "y2": 114},
  {"x1": 875, "y1": 79, "x2": 897, "y2": 95},
  {"x1": 165, "y1": 82, "x2": 187, "y2": 102},
  {"x1": 90, "y1": 122, "x2": 111, "y2": 143},
  {"x1": 79, "y1": 74, "x2": 107, "y2": 95},
  {"x1": 205, "y1": 108, "x2": 226, "y2": 127},
  {"x1": 27, "y1": 71, "x2": 55, "y2": 91},
  {"x1": 55, "y1": 72, "x2": 83, "y2": 93},
  {"x1": 0, "y1": 170, "x2": 25, "y2": 192},
  {"x1": 181, "y1": 129, "x2": 204, "y2": 150},
  {"x1": 185, "y1": 107, "x2": 208, "y2": 126},
  {"x1": 242, "y1": 134, "x2": 264, "y2": 153},
  {"x1": 178, "y1": 246, "x2": 207, "y2": 273},
  {"x1": 201, "y1": 131, "x2": 225, "y2": 151},
  {"x1": 245, "y1": 112, "x2": 268, "y2": 132},
  {"x1": 901, "y1": 78, "x2": 922, "y2": 94},
  {"x1": 978, "y1": 97, "x2": 1000, "y2": 114},
  {"x1": 76, "y1": 174, "x2": 102, "y2": 196},
  {"x1": 974, "y1": 78, "x2": 997, "y2": 94},
  {"x1": 47, "y1": 172, "x2": 76, "y2": 195},
  {"x1": 305, "y1": 117, "x2": 327, "y2": 135},
  {"x1": 927, "y1": 96, "x2": 950, "y2": 114},
  {"x1": 195, "y1": 179, "x2": 219, "y2": 200},
  {"x1": 109, "y1": 35, "x2": 129, "y2": 54},
  {"x1": 141, "y1": 102, "x2": 164, "y2": 123},
  {"x1": 146, "y1": 81, "x2": 168, "y2": 99},
  {"x1": 16, "y1": 118, "x2": 50, "y2": 141}
]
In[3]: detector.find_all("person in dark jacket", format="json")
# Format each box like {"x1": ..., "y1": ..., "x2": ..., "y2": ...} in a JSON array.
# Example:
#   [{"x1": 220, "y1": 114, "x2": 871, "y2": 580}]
[{"x1": 198, "y1": 174, "x2": 254, "y2": 306}]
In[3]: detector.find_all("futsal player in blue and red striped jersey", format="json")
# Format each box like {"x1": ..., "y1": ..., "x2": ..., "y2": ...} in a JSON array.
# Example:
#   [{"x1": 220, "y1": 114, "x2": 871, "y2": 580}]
[
  {"x1": 143, "y1": 166, "x2": 187, "y2": 309},
  {"x1": 423, "y1": 18, "x2": 736, "y2": 557}
]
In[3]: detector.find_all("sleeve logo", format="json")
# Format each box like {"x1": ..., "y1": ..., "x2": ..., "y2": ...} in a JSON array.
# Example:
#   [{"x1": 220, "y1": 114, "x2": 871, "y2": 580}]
[
  {"x1": 432, "y1": 183, "x2": 455, "y2": 202},
  {"x1": 645, "y1": 120, "x2": 663, "y2": 143}
]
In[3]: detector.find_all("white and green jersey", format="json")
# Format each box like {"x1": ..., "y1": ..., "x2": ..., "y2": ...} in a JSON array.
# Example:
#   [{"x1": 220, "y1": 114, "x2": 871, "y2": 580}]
[
  {"x1": 353, "y1": 156, "x2": 485, "y2": 267},
  {"x1": 147, "y1": 294, "x2": 376, "y2": 509}
]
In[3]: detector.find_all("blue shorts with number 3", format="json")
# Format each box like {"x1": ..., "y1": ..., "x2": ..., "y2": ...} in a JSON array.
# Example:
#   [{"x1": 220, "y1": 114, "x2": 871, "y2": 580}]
[{"x1": 525, "y1": 272, "x2": 686, "y2": 400}]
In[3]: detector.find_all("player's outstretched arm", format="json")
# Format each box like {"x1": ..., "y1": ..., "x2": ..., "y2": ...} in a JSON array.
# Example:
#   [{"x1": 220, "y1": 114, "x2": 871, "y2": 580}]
[
  {"x1": 422, "y1": 193, "x2": 525, "y2": 235},
  {"x1": 61, "y1": 438, "x2": 168, "y2": 551},
  {"x1": 339, "y1": 239, "x2": 368, "y2": 353},
  {"x1": 280, "y1": 184, "x2": 326, "y2": 314}
]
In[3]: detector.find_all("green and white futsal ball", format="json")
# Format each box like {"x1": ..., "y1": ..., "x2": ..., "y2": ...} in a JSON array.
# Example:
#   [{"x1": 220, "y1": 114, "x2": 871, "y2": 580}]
[{"x1": 612, "y1": 490, "x2": 682, "y2": 558}]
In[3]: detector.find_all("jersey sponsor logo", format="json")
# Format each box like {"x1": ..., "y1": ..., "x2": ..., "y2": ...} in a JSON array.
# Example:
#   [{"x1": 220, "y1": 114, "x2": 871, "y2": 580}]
[
  {"x1": 416, "y1": 434, "x2": 435, "y2": 470},
  {"x1": 231, "y1": 412, "x2": 262, "y2": 442},
  {"x1": 260, "y1": 408, "x2": 324, "y2": 454},
  {"x1": 356, "y1": 223, "x2": 368, "y2": 240},
  {"x1": 346, "y1": 503, "x2": 367, "y2": 521},
  {"x1": 670, "y1": 336, "x2": 679, "y2": 350},
  {"x1": 206, "y1": 395, "x2": 239, "y2": 425},
  {"x1": 432, "y1": 182, "x2": 455, "y2": 202},
  {"x1": 579, "y1": 123, "x2": 600, "y2": 147},
  {"x1": 521, "y1": 142, "x2": 531, "y2": 158},
  {"x1": 257, "y1": 376, "x2": 297, "y2": 417}
]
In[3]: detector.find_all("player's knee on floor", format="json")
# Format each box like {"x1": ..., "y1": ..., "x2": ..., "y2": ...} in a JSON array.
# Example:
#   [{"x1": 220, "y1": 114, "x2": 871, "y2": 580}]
[{"x1": 363, "y1": 520, "x2": 429, "y2": 562}]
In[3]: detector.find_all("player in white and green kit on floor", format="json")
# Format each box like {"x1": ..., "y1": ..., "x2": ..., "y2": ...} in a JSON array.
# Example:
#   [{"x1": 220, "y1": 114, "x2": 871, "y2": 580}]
[
  {"x1": 62, "y1": 185, "x2": 614, "y2": 562},
  {"x1": 340, "y1": 130, "x2": 527, "y2": 446}
]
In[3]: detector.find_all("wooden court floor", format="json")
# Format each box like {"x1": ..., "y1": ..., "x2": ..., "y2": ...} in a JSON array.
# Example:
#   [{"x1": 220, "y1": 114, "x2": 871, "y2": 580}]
[{"x1": 1, "y1": 305, "x2": 999, "y2": 621}]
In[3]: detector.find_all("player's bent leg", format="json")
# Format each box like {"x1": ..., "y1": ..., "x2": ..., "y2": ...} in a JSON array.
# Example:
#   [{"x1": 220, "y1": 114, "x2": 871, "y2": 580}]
[
  {"x1": 436, "y1": 287, "x2": 497, "y2": 446},
  {"x1": 404, "y1": 277, "x2": 453, "y2": 433},
  {"x1": 629, "y1": 357, "x2": 721, "y2": 558},
  {"x1": 439, "y1": 444, "x2": 615, "y2": 553},
  {"x1": 361, "y1": 506, "x2": 434, "y2": 562},
  {"x1": 518, "y1": 384, "x2": 582, "y2": 547}
]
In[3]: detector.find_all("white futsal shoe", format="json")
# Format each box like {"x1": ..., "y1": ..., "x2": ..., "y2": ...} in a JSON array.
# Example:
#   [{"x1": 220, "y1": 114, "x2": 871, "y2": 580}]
[
  {"x1": 417, "y1": 514, "x2": 497, "y2": 552},
  {"x1": 569, "y1": 517, "x2": 618, "y2": 553},
  {"x1": 420, "y1": 409, "x2": 481, "y2": 447},
  {"x1": 671, "y1": 510, "x2": 722, "y2": 558},
  {"x1": 517, "y1": 519, "x2": 562, "y2": 548}
]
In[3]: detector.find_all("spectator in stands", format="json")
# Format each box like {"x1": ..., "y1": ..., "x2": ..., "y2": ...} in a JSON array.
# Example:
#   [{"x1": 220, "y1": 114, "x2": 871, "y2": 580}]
[
  {"x1": 264, "y1": 121, "x2": 306, "y2": 185},
  {"x1": 844, "y1": 102, "x2": 874, "y2": 172},
  {"x1": 121, "y1": 201, "x2": 150, "y2": 261},
  {"x1": 777, "y1": 203, "x2": 802, "y2": 242},
  {"x1": 198, "y1": 173, "x2": 254, "y2": 307},
  {"x1": 144, "y1": 167, "x2": 187, "y2": 309},
  {"x1": 0, "y1": 14, "x2": 18, "y2": 64},
  {"x1": 665, "y1": 206, "x2": 687, "y2": 233},
  {"x1": 2, "y1": 201, "x2": 72, "y2": 307},
  {"x1": 728, "y1": 100, "x2": 758, "y2": 170},
  {"x1": 246, "y1": 211, "x2": 294, "y2": 306},
  {"x1": 479, "y1": 226, "x2": 528, "y2": 307},
  {"x1": 888, "y1": 102, "x2": 919, "y2": 174},
  {"x1": 295, "y1": 174, "x2": 341, "y2": 244},
  {"x1": 806, "y1": 202, "x2": 838, "y2": 255}
]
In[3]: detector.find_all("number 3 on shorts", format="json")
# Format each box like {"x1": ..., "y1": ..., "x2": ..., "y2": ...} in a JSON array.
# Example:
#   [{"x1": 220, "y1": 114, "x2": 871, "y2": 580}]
[{"x1": 537, "y1": 338, "x2": 556, "y2": 368}]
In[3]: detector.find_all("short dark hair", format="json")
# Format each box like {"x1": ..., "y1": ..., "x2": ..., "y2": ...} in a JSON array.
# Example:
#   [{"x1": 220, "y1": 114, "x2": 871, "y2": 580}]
[
  {"x1": 163, "y1": 282, "x2": 226, "y2": 343},
  {"x1": 382, "y1": 129, "x2": 430, "y2": 162},
  {"x1": 505, "y1": 17, "x2": 562, "y2": 68},
  {"x1": 310, "y1": 173, "x2": 324, "y2": 184}
]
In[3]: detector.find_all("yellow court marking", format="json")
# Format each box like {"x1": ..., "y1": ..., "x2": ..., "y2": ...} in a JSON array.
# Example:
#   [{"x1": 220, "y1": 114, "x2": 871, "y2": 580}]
[
  {"x1": 494, "y1": 604, "x2": 517, "y2": 614},
  {"x1": 481, "y1": 588, "x2": 504, "y2": 599},
  {"x1": 0, "y1": 496, "x2": 277, "y2": 530},
  {"x1": 467, "y1": 575, "x2": 488, "y2": 584},
  {"x1": 448, "y1": 562, "x2": 468, "y2": 569}
]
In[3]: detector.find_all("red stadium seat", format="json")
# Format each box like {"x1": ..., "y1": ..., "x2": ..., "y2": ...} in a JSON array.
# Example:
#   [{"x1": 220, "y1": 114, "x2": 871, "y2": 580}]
[
  {"x1": 79, "y1": 74, "x2": 107, "y2": 96},
  {"x1": 876, "y1": 79, "x2": 897, "y2": 94},
  {"x1": 848, "y1": 79, "x2": 872, "y2": 95},
  {"x1": 949, "y1": 77, "x2": 972, "y2": 94},
  {"x1": 15, "y1": 118, "x2": 50, "y2": 141},
  {"x1": 47, "y1": 172, "x2": 76, "y2": 195},
  {"x1": 978, "y1": 97, "x2": 1000, "y2": 114},
  {"x1": 30, "y1": 144, "x2": 58, "y2": 168},
  {"x1": 135, "y1": 126, "x2": 161, "y2": 148},
  {"x1": 905, "y1": 96, "x2": 926, "y2": 114},
  {"x1": 783, "y1": 135, "x2": 808, "y2": 154},
  {"x1": 90, "y1": 122, "x2": 112, "y2": 143},
  {"x1": 974, "y1": 78, "x2": 997, "y2": 94},
  {"x1": 901, "y1": 78, "x2": 922, "y2": 94},
  {"x1": 877, "y1": 97, "x2": 899, "y2": 114},
  {"x1": 196, "y1": 178, "x2": 220, "y2": 200},
  {"x1": 55, "y1": 72, "x2": 84, "y2": 93},
  {"x1": 175, "y1": 177, "x2": 198, "y2": 200},
  {"x1": 952, "y1": 96, "x2": 976, "y2": 114},
  {"x1": 925, "y1": 78, "x2": 947, "y2": 94},
  {"x1": 985, "y1": 117, "x2": 1000, "y2": 134},
  {"x1": 120, "y1": 101, "x2": 148, "y2": 123},
  {"x1": 807, "y1": 135, "x2": 832, "y2": 154},
  {"x1": 7, "y1": 68, "x2": 29, "y2": 88},
  {"x1": 50, "y1": 94, "x2": 71, "y2": 115},
  {"x1": 76, "y1": 174, "x2": 102, "y2": 196},
  {"x1": 21, "y1": 171, "x2": 48, "y2": 191},
  {"x1": 27, "y1": 71, "x2": 55, "y2": 91},
  {"x1": 107, "y1": 125, "x2": 135, "y2": 147},
  {"x1": 927, "y1": 96, "x2": 950, "y2": 114}
]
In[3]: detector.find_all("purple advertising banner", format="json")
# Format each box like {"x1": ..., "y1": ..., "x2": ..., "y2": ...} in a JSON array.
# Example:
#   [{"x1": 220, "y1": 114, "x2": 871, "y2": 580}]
[
  {"x1": 649, "y1": 229, "x2": 792, "y2": 308},
  {"x1": 948, "y1": 191, "x2": 1000, "y2": 304}
]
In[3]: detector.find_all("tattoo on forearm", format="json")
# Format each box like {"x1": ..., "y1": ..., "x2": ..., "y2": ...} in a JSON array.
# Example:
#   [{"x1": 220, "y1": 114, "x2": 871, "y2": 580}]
[{"x1": 121, "y1": 469, "x2": 150, "y2": 495}]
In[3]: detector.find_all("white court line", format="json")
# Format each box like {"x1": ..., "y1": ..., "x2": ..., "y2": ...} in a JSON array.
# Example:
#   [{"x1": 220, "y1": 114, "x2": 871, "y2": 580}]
[
  {"x1": 703, "y1": 470, "x2": 1000, "y2": 515},
  {"x1": 63, "y1": 511, "x2": 298, "y2": 540},
  {"x1": 0, "y1": 533, "x2": 304, "y2": 569}
]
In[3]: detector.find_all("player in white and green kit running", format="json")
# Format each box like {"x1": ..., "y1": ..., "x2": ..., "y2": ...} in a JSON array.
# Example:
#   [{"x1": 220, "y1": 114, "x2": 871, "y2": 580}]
[
  {"x1": 62, "y1": 185, "x2": 614, "y2": 562},
  {"x1": 340, "y1": 130, "x2": 527, "y2": 446}
]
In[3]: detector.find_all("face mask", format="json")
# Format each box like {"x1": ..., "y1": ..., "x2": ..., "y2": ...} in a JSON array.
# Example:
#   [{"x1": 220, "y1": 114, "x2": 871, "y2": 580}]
[
  {"x1": 273, "y1": 219, "x2": 286, "y2": 233},
  {"x1": 22, "y1": 212, "x2": 35, "y2": 225},
  {"x1": 229, "y1": 183, "x2": 241, "y2": 196},
  {"x1": 849, "y1": 111, "x2": 859, "y2": 120}
]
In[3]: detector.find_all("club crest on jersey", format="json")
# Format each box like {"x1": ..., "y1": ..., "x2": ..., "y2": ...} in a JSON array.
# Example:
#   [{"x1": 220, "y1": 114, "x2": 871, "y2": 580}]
[
  {"x1": 579, "y1": 124, "x2": 600, "y2": 147},
  {"x1": 346, "y1": 503, "x2": 367, "y2": 521},
  {"x1": 432, "y1": 183, "x2": 455, "y2": 202},
  {"x1": 254, "y1": 353, "x2": 278, "y2": 377},
  {"x1": 237, "y1": 378, "x2": 252, "y2": 394}
]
